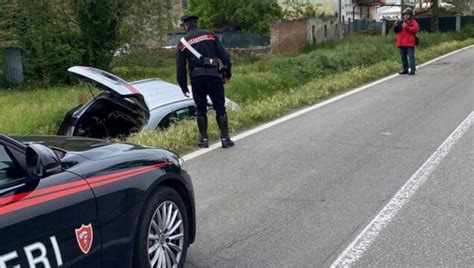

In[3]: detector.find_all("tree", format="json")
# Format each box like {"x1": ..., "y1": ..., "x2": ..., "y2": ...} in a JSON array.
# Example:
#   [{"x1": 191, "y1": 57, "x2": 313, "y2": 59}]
[
  {"x1": 73, "y1": 0, "x2": 131, "y2": 71},
  {"x1": 430, "y1": 0, "x2": 472, "y2": 32},
  {"x1": 189, "y1": 0, "x2": 283, "y2": 36},
  {"x1": 123, "y1": 1, "x2": 174, "y2": 50},
  {"x1": 443, "y1": 0, "x2": 471, "y2": 15},
  {"x1": 0, "y1": 0, "x2": 19, "y2": 42},
  {"x1": 0, "y1": 0, "x2": 83, "y2": 84},
  {"x1": 74, "y1": 0, "x2": 175, "y2": 70},
  {"x1": 432, "y1": 0, "x2": 439, "y2": 32},
  {"x1": 282, "y1": 2, "x2": 332, "y2": 20},
  {"x1": 0, "y1": 0, "x2": 175, "y2": 84}
]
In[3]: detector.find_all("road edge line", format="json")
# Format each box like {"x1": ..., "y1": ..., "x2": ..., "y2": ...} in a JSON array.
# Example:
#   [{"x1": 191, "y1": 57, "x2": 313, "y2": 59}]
[{"x1": 330, "y1": 111, "x2": 474, "y2": 267}]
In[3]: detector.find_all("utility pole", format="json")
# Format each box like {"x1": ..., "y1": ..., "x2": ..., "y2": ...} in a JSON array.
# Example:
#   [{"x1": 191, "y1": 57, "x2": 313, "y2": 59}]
[{"x1": 339, "y1": 0, "x2": 342, "y2": 22}]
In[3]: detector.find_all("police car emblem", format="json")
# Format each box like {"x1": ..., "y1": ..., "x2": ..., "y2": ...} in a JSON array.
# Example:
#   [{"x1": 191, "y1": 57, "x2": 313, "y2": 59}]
[{"x1": 75, "y1": 223, "x2": 93, "y2": 254}]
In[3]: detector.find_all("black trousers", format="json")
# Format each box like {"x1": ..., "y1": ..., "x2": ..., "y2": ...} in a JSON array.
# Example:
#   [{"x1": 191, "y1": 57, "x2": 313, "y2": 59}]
[{"x1": 190, "y1": 76, "x2": 226, "y2": 117}]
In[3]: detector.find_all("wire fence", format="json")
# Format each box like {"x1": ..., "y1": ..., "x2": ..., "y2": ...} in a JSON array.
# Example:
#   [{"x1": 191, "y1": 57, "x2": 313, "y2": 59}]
[
  {"x1": 0, "y1": 49, "x2": 6, "y2": 87},
  {"x1": 347, "y1": 15, "x2": 474, "y2": 34}
]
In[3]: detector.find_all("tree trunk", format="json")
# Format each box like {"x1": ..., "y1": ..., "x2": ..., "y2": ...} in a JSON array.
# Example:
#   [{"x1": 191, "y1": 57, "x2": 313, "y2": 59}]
[
  {"x1": 432, "y1": 0, "x2": 439, "y2": 32},
  {"x1": 401, "y1": 0, "x2": 405, "y2": 17}
]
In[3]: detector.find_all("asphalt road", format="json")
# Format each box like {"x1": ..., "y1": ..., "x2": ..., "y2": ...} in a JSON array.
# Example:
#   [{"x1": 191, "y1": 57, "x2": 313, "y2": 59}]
[{"x1": 184, "y1": 46, "x2": 474, "y2": 267}]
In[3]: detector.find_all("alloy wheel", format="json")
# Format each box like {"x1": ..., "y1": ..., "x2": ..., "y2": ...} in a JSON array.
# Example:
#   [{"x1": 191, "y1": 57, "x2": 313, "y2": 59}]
[{"x1": 147, "y1": 201, "x2": 184, "y2": 268}]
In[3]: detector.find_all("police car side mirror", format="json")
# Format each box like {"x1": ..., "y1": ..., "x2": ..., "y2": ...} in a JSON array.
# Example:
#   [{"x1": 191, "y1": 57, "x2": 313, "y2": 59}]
[{"x1": 26, "y1": 144, "x2": 62, "y2": 179}]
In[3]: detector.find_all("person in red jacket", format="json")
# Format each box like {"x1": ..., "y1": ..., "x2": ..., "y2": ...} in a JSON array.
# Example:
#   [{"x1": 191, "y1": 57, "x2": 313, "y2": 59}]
[{"x1": 394, "y1": 7, "x2": 419, "y2": 75}]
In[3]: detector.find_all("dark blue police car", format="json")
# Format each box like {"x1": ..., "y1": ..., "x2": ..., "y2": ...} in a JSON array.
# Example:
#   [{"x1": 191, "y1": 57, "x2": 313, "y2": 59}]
[{"x1": 0, "y1": 134, "x2": 195, "y2": 267}]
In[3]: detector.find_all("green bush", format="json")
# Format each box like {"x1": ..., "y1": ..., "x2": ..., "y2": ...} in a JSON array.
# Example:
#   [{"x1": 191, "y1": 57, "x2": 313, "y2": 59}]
[
  {"x1": 0, "y1": 1, "x2": 174, "y2": 86},
  {"x1": 189, "y1": 0, "x2": 283, "y2": 36},
  {"x1": 74, "y1": 1, "x2": 133, "y2": 71},
  {"x1": 456, "y1": 24, "x2": 474, "y2": 40},
  {"x1": 1, "y1": 1, "x2": 83, "y2": 85}
]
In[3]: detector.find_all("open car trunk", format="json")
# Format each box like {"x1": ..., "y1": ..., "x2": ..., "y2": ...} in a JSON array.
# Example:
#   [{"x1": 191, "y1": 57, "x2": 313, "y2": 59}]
[
  {"x1": 58, "y1": 93, "x2": 148, "y2": 139},
  {"x1": 57, "y1": 66, "x2": 149, "y2": 139}
]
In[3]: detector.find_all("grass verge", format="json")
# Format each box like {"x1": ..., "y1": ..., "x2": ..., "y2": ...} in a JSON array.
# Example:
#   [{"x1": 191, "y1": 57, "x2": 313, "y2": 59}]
[
  {"x1": 0, "y1": 86, "x2": 93, "y2": 135},
  {"x1": 0, "y1": 28, "x2": 473, "y2": 154},
  {"x1": 128, "y1": 38, "x2": 474, "y2": 153}
]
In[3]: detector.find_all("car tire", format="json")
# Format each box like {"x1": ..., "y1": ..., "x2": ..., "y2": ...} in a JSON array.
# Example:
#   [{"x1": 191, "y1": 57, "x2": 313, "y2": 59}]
[{"x1": 135, "y1": 186, "x2": 189, "y2": 268}]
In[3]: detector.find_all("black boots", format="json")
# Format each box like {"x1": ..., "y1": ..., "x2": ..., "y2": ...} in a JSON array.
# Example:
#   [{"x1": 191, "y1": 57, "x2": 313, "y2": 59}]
[
  {"x1": 216, "y1": 113, "x2": 234, "y2": 148},
  {"x1": 197, "y1": 115, "x2": 209, "y2": 148},
  {"x1": 197, "y1": 113, "x2": 234, "y2": 148},
  {"x1": 198, "y1": 137, "x2": 209, "y2": 148},
  {"x1": 221, "y1": 138, "x2": 234, "y2": 148}
]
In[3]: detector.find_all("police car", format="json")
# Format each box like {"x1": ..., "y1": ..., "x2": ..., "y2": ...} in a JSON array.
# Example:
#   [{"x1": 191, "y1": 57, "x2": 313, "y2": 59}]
[{"x1": 0, "y1": 134, "x2": 195, "y2": 267}]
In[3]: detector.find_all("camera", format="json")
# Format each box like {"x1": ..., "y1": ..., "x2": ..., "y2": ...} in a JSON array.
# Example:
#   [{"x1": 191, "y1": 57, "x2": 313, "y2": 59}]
[{"x1": 394, "y1": 20, "x2": 403, "y2": 33}]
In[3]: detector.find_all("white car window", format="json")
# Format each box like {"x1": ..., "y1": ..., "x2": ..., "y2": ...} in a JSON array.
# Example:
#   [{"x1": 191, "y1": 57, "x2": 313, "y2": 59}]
[{"x1": 157, "y1": 106, "x2": 196, "y2": 129}]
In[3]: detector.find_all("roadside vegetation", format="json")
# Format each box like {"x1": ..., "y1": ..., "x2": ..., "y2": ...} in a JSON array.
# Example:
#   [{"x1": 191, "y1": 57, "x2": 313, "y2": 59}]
[{"x1": 1, "y1": 27, "x2": 473, "y2": 153}]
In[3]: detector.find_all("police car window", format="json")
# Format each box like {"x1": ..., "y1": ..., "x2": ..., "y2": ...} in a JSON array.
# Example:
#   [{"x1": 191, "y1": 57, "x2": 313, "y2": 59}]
[{"x1": 0, "y1": 145, "x2": 24, "y2": 184}]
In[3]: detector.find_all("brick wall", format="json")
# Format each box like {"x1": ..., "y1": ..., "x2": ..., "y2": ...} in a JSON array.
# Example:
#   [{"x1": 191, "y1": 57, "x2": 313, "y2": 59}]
[
  {"x1": 270, "y1": 17, "x2": 342, "y2": 54},
  {"x1": 270, "y1": 18, "x2": 308, "y2": 54}
]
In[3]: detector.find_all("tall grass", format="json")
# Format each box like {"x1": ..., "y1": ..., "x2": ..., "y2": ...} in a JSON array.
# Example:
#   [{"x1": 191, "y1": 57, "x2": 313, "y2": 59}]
[
  {"x1": 225, "y1": 35, "x2": 398, "y2": 104},
  {"x1": 0, "y1": 85, "x2": 93, "y2": 135},
  {"x1": 1, "y1": 27, "x2": 473, "y2": 153}
]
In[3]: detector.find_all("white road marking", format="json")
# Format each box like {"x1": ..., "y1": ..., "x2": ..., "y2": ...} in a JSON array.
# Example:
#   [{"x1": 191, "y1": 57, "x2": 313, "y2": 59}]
[
  {"x1": 330, "y1": 111, "x2": 474, "y2": 268},
  {"x1": 183, "y1": 45, "x2": 474, "y2": 161},
  {"x1": 417, "y1": 45, "x2": 474, "y2": 69}
]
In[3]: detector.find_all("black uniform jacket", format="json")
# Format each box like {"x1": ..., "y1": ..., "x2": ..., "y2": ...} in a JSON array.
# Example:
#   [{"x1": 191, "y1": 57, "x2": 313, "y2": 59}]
[{"x1": 176, "y1": 26, "x2": 232, "y2": 93}]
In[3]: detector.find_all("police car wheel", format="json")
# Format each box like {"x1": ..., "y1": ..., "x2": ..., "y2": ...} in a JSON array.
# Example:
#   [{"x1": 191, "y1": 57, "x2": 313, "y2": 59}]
[{"x1": 135, "y1": 186, "x2": 189, "y2": 268}]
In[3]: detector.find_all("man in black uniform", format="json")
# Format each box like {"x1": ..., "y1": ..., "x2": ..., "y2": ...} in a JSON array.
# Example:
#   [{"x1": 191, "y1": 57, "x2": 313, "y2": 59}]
[{"x1": 176, "y1": 15, "x2": 234, "y2": 148}]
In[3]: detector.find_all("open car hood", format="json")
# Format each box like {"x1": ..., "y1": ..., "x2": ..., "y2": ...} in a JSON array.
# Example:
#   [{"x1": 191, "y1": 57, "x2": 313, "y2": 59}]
[{"x1": 68, "y1": 66, "x2": 148, "y2": 110}]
